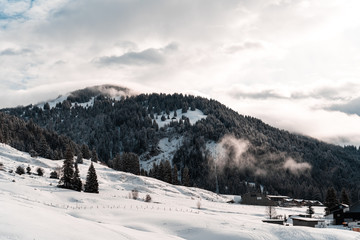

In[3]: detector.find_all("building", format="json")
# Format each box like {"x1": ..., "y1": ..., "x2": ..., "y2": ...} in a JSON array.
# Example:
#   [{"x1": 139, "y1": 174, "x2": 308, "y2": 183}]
[
  {"x1": 292, "y1": 217, "x2": 325, "y2": 228},
  {"x1": 329, "y1": 202, "x2": 360, "y2": 225},
  {"x1": 241, "y1": 192, "x2": 274, "y2": 206},
  {"x1": 267, "y1": 195, "x2": 289, "y2": 206}
]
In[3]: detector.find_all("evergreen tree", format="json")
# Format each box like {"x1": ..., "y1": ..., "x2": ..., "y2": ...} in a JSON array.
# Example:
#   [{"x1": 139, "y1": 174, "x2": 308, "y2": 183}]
[
  {"x1": 182, "y1": 166, "x2": 190, "y2": 186},
  {"x1": 72, "y1": 162, "x2": 82, "y2": 192},
  {"x1": 163, "y1": 160, "x2": 172, "y2": 183},
  {"x1": 341, "y1": 189, "x2": 350, "y2": 205},
  {"x1": 306, "y1": 203, "x2": 315, "y2": 218},
  {"x1": 91, "y1": 149, "x2": 99, "y2": 163},
  {"x1": 325, "y1": 187, "x2": 338, "y2": 214},
  {"x1": 84, "y1": 162, "x2": 99, "y2": 193},
  {"x1": 121, "y1": 152, "x2": 140, "y2": 175},
  {"x1": 76, "y1": 153, "x2": 83, "y2": 164},
  {"x1": 158, "y1": 161, "x2": 165, "y2": 181},
  {"x1": 44, "y1": 102, "x2": 50, "y2": 110},
  {"x1": 113, "y1": 153, "x2": 122, "y2": 171},
  {"x1": 172, "y1": 165, "x2": 179, "y2": 185},
  {"x1": 58, "y1": 147, "x2": 75, "y2": 189},
  {"x1": 81, "y1": 144, "x2": 91, "y2": 159}
]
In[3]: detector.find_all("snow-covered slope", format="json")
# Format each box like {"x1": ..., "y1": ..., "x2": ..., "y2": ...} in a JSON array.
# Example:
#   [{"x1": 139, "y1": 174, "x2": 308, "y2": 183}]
[
  {"x1": 153, "y1": 108, "x2": 206, "y2": 129},
  {"x1": 0, "y1": 144, "x2": 359, "y2": 240}
]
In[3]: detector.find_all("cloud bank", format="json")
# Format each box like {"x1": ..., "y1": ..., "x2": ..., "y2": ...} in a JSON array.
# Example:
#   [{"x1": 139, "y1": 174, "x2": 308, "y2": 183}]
[{"x1": 2, "y1": 0, "x2": 360, "y2": 145}]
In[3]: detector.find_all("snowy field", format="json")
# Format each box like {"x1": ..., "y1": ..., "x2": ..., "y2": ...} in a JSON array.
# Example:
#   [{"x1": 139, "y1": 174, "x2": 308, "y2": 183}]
[{"x1": 0, "y1": 144, "x2": 359, "y2": 240}]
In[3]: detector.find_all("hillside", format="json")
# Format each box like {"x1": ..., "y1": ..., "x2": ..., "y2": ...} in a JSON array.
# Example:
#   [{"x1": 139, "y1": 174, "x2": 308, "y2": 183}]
[
  {"x1": 1, "y1": 143, "x2": 359, "y2": 240},
  {"x1": 2, "y1": 85, "x2": 360, "y2": 201}
]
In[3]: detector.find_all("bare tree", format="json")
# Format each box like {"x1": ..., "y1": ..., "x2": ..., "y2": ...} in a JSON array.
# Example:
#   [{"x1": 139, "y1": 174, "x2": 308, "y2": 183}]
[{"x1": 266, "y1": 205, "x2": 277, "y2": 219}]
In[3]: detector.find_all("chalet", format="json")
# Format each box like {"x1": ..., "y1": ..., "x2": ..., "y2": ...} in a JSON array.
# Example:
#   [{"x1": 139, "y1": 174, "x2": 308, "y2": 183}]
[
  {"x1": 267, "y1": 195, "x2": 289, "y2": 206},
  {"x1": 241, "y1": 192, "x2": 274, "y2": 206},
  {"x1": 327, "y1": 202, "x2": 360, "y2": 225},
  {"x1": 292, "y1": 217, "x2": 325, "y2": 228}
]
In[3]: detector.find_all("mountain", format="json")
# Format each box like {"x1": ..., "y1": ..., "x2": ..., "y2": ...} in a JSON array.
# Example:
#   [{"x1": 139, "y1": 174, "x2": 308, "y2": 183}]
[
  {"x1": 2, "y1": 85, "x2": 360, "y2": 201},
  {"x1": 0, "y1": 112, "x2": 79, "y2": 159},
  {"x1": 2, "y1": 143, "x2": 359, "y2": 240}
]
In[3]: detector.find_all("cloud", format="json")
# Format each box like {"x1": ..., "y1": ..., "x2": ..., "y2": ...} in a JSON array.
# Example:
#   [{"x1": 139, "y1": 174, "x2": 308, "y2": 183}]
[
  {"x1": 327, "y1": 97, "x2": 360, "y2": 116},
  {"x1": 225, "y1": 41, "x2": 263, "y2": 54},
  {"x1": 0, "y1": 48, "x2": 32, "y2": 56},
  {"x1": 95, "y1": 43, "x2": 178, "y2": 66},
  {"x1": 215, "y1": 135, "x2": 250, "y2": 168},
  {"x1": 283, "y1": 158, "x2": 311, "y2": 175},
  {"x1": 2, "y1": 0, "x2": 360, "y2": 147},
  {"x1": 230, "y1": 89, "x2": 286, "y2": 100}
]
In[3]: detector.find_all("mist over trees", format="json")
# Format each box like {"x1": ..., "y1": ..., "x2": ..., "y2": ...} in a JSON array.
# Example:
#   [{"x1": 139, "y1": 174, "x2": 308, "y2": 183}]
[{"x1": 3, "y1": 87, "x2": 360, "y2": 201}]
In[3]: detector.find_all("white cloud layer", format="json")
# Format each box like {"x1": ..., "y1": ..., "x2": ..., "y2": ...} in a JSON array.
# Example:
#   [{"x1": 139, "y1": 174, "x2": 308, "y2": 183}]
[{"x1": 2, "y1": 0, "x2": 360, "y2": 145}]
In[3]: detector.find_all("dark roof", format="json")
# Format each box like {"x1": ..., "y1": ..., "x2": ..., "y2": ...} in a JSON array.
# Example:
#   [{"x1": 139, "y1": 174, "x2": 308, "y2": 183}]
[
  {"x1": 350, "y1": 201, "x2": 360, "y2": 213},
  {"x1": 329, "y1": 204, "x2": 349, "y2": 213}
]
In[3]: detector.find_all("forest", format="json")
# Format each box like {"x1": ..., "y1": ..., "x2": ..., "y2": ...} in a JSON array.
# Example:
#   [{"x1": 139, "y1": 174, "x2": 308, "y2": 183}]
[{"x1": 2, "y1": 85, "x2": 360, "y2": 202}]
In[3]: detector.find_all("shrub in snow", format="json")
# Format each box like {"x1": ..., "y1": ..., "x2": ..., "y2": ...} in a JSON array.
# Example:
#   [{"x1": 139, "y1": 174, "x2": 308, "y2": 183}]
[
  {"x1": 29, "y1": 149, "x2": 38, "y2": 158},
  {"x1": 15, "y1": 166, "x2": 25, "y2": 175},
  {"x1": 131, "y1": 189, "x2": 139, "y2": 200},
  {"x1": 50, "y1": 170, "x2": 58, "y2": 179},
  {"x1": 145, "y1": 194, "x2": 152, "y2": 202},
  {"x1": 36, "y1": 167, "x2": 44, "y2": 176},
  {"x1": 0, "y1": 162, "x2": 3, "y2": 171},
  {"x1": 26, "y1": 165, "x2": 31, "y2": 175}
]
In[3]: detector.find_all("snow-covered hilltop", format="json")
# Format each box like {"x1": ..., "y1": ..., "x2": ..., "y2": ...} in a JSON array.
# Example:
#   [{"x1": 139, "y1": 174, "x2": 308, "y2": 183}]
[{"x1": 0, "y1": 144, "x2": 359, "y2": 240}]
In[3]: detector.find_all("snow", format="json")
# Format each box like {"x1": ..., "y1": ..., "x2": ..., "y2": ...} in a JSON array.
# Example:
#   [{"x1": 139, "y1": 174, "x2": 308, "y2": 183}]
[
  {"x1": 72, "y1": 97, "x2": 95, "y2": 109},
  {"x1": 36, "y1": 95, "x2": 96, "y2": 110},
  {"x1": 153, "y1": 109, "x2": 206, "y2": 129},
  {"x1": 140, "y1": 137, "x2": 183, "y2": 172},
  {"x1": 37, "y1": 94, "x2": 69, "y2": 110},
  {"x1": 0, "y1": 143, "x2": 359, "y2": 240}
]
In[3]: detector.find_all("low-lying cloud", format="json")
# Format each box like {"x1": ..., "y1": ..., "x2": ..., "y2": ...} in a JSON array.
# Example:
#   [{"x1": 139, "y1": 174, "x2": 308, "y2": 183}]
[
  {"x1": 283, "y1": 158, "x2": 311, "y2": 175},
  {"x1": 95, "y1": 43, "x2": 178, "y2": 66}
]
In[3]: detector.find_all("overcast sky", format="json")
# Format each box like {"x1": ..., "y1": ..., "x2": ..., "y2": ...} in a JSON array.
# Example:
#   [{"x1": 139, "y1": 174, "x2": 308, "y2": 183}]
[{"x1": 2, "y1": 0, "x2": 360, "y2": 146}]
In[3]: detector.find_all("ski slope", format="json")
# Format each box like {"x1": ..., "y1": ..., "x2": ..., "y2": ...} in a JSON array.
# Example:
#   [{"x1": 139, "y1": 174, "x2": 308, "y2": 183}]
[{"x1": 0, "y1": 144, "x2": 359, "y2": 240}]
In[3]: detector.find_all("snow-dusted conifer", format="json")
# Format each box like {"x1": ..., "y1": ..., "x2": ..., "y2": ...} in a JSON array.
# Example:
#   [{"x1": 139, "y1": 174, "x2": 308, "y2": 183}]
[
  {"x1": 58, "y1": 147, "x2": 75, "y2": 189},
  {"x1": 72, "y1": 162, "x2": 82, "y2": 192},
  {"x1": 182, "y1": 166, "x2": 190, "y2": 186},
  {"x1": 84, "y1": 162, "x2": 99, "y2": 193},
  {"x1": 91, "y1": 149, "x2": 98, "y2": 163}
]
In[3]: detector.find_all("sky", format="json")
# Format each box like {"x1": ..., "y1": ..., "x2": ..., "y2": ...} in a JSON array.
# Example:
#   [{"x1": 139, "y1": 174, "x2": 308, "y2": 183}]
[{"x1": 2, "y1": 0, "x2": 360, "y2": 146}]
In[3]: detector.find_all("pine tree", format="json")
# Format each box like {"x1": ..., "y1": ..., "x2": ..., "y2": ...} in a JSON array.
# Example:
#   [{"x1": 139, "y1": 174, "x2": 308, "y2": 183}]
[
  {"x1": 121, "y1": 152, "x2": 140, "y2": 175},
  {"x1": 72, "y1": 163, "x2": 82, "y2": 192},
  {"x1": 325, "y1": 187, "x2": 338, "y2": 214},
  {"x1": 182, "y1": 166, "x2": 190, "y2": 186},
  {"x1": 58, "y1": 147, "x2": 75, "y2": 189},
  {"x1": 76, "y1": 153, "x2": 83, "y2": 164},
  {"x1": 158, "y1": 161, "x2": 165, "y2": 181},
  {"x1": 113, "y1": 153, "x2": 122, "y2": 171},
  {"x1": 341, "y1": 189, "x2": 350, "y2": 205},
  {"x1": 163, "y1": 160, "x2": 172, "y2": 183},
  {"x1": 306, "y1": 203, "x2": 315, "y2": 218},
  {"x1": 84, "y1": 162, "x2": 99, "y2": 193},
  {"x1": 81, "y1": 144, "x2": 91, "y2": 159},
  {"x1": 91, "y1": 149, "x2": 99, "y2": 163},
  {"x1": 172, "y1": 165, "x2": 179, "y2": 185}
]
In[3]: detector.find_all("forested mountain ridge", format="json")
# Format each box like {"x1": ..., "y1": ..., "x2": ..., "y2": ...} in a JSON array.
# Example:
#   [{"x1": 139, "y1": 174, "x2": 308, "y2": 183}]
[
  {"x1": 0, "y1": 112, "x2": 79, "y2": 160},
  {"x1": 2, "y1": 85, "x2": 360, "y2": 202}
]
